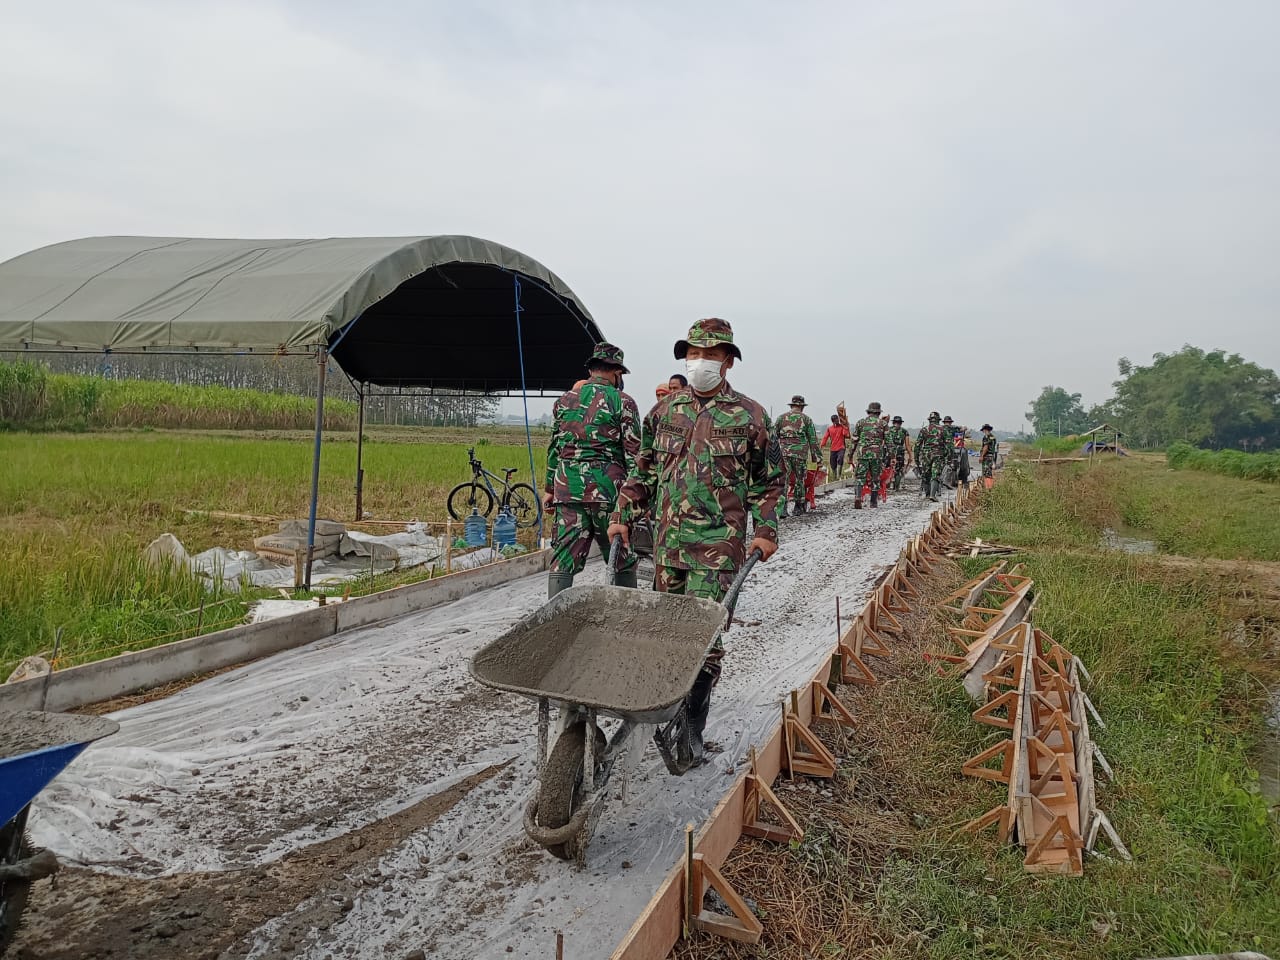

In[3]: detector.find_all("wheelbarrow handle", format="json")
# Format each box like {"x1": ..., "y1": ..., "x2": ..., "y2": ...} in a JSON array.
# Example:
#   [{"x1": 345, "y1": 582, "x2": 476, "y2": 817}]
[
  {"x1": 608, "y1": 534, "x2": 624, "y2": 586},
  {"x1": 722, "y1": 548, "x2": 763, "y2": 622}
]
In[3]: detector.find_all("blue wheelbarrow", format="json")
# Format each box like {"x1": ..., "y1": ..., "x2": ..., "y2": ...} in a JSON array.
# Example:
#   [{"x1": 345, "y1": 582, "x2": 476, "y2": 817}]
[{"x1": 1, "y1": 710, "x2": 119, "y2": 954}]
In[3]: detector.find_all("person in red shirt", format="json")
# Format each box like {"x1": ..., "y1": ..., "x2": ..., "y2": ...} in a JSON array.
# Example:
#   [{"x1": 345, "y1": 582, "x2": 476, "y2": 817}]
[{"x1": 820, "y1": 414, "x2": 851, "y2": 478}]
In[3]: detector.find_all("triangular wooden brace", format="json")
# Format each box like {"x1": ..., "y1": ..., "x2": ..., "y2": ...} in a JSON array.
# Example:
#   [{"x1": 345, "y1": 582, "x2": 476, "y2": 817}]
[
  {"x1": 959, "y1": 804, "x2": 1013, "y2": 843},
  {"x1": 981, "y1": 652, "x2": 1023, "y2": 689},
  {"x1": 838, "y1": 642, "x2": 877, "y2": 685},
  {"x1": 1023, "y1": 815, "x2": 1083, "y2": 876},
  {"x1": 1034, "y1": 709, "x2": 1077, "y2": 750},
  {"x1": 891, "y1": 564, "x2": 920, "y2": 598},
  {"x1": 742, "y1": 771, "x2": 804, "y2": 844},
  {"x1": 812, "y1": 680, "x2": 856, "y2": 727},
  {"x1": 868, "y1": 598, "x2": 903, "y2": 636},
  {"x1": 961, "y1": 738, "x2": 1013, "y2": 783},
  {"x1": 785, "y1": 715, "x2": 837, "y2": 778},
  {"x1": 880, "y1": 580, "x2": 911, "y2": 614},
  {"x1": 972, "y1": 689, "x2": 1020, "y2": 729},
  {"x1": 690, "y1": 853, "x2": 764, "y2": 944},
  {"x1": 856, "y1": 617, "x2": 894, "y2": 659}
]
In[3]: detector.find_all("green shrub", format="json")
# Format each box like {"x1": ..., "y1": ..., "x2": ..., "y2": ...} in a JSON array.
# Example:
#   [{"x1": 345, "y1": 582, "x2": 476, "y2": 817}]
[
  {"x1": 0, "y1": 359, "x2": 356, "y2": 431},
  {"x1": 1168, "y1": 441, "x2": 1280, "y2": 484}
]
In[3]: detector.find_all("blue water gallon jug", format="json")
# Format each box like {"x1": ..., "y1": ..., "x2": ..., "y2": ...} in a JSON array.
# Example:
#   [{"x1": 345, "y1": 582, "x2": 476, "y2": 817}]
[
  {"x1": 493, "y1": 508, "x2": 517, "y2": 549},
  {"x1": 464, "y1": 509, "x2": 488, "y2": 547}
]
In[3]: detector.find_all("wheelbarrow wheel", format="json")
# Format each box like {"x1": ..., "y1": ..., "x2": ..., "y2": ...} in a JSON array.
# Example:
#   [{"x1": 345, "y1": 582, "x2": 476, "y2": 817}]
[
  {"x1": 0, "y1": 814, "x2": 33, "y2": 956},
  {"x1": 536, "y1": 721, "x2": 605, "y2": 861}
]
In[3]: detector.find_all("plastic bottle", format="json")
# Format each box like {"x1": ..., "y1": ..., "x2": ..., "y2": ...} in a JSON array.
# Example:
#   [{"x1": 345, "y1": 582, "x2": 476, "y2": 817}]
[
  {"x1": 492, "y1": 508, "x2": 517, "y2": 549},
  {"x1": 464, "y1": 509, "x2": 488, "y2": 547}
]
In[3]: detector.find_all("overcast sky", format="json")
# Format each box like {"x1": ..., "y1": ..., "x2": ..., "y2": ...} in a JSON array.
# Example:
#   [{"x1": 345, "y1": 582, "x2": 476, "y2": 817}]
[{"x1": 2, "y1": 0, "x2": 1277, "y2": 430}]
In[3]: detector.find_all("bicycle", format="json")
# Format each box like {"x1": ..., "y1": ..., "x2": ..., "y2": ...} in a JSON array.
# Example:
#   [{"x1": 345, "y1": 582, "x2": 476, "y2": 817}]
[{"x1": 446, "y1": 447, "x2": 541, "y2": 528}]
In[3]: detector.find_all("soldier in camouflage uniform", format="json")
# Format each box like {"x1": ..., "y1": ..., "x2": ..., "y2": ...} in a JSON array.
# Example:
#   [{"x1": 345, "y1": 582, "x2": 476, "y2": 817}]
[
  {"x1": 608, "y1": 318, "x2": 781, "y2": 765},
  {"x1": 774, "y1": 395, "x2": 822, "y2": 515},
  {"x1": 544, "y1": 343, "x2": 640, "y2": 597},
  {"x1": 886, "y1": 415, "x2": 913, "y2": 491},
  {"x1": 848, "y1": 401, "x2": 887, "y2": 509},
  {"x1": 979, "y1": 424, "x2": 998, "y2": 479},
  {"x1": 916, "y1": 411, "x2": 949, "y2": 502}
]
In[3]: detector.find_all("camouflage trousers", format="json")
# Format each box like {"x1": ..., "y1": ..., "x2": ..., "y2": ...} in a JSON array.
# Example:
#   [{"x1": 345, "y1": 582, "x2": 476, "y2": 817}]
[
  {"x1": 981, "y1": 458, "x2": 996, "y2": 478},
  {"x1": 783, "y1": 455, "x2": 807, "y2": 503},
  {"x1": 655, "y1": 565, "x2": 734, "y2": 673},
  {"x1": 551, "y1": 502, "x2": 636, "y2": 574},
  {"x1": 854, "y1": 455, "x2": 881, "y2": 491},
  {"x1": 917, "y1": 455, "x2": 945, "y2": 483}
]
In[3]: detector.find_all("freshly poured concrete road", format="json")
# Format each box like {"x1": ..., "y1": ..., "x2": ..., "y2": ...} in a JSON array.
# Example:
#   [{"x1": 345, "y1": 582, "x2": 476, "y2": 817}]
[{"x1": 25, "y1": 486, "x2": 947, "y2": 959}]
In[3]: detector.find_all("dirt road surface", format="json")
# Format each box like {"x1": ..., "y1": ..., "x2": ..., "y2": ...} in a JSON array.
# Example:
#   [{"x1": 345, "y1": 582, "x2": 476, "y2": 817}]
[{"x1": 11, "y1": 485, "x2": 947, "y2": 960}]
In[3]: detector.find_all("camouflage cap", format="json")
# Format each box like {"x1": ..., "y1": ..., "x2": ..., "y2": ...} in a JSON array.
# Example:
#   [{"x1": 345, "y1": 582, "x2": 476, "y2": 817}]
[
  {"x1": 928, "y1": 411, "x2": 941, "y2": 422},
  {"x1": 942, "y1": 415, "x2": 954, "y2": 423},
  {"x1": 587, "y1": 342, "x2": 629, "y2": 374},
  {"x1": 790, "y1": 395, "x2": 807, "y2": 406},
  {"x1": 891, "y1": 415, "x2": 903, "y2": 423},
  {"x1": 867, "y1": 401, "x2": 882, "y2": 414},
  {"x1": 674, "y1": 317, "x2": 742, "y2": 360}
]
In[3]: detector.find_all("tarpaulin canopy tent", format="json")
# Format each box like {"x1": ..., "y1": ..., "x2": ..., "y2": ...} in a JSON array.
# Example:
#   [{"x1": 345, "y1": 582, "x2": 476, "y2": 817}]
[{"x1": 0, "y1": 235, "x2": 604, "y2": 584}]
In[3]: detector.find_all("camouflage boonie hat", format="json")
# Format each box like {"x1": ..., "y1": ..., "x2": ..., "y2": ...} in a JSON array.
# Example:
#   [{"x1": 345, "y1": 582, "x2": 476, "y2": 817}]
[
  {"x1": 891, "y1": 415, "x2": 903, "y2": 423},
  {"x1": 587, "y1": 342, "x2": 629, "y2": 374},
  {"x1": 790, "y1": 395, "x2": 807, "y2": 406},
  {"x1": 942, "y1": 415, "x2": 954, "y2": 424},
  {"x1": 674, "y1": 317, "x2": 742, "y2": 360},
  {"x1": 867, "y1": 401, "x2": 882, "y2": 414},
  {"x1": 928, "y1": 411, "x2": 941, "y2": 422},
  {"x1": 981, "y1": 423, "x2": 993, "y2": 431}
]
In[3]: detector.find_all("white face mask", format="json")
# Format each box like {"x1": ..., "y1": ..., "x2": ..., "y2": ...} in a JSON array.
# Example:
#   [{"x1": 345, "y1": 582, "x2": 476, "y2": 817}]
[{"x1": 685, "y1": 357, "x2": 724, "y2": 393}]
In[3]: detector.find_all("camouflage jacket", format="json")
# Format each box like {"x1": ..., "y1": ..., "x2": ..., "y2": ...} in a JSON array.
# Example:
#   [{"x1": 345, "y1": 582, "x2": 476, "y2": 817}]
[
  {"x1": 850, "y1": 416, "x2": 886, "y2": 460},
  {"x1": 612, "y1": 384, "x2": 782, "y2": 572},
  {"x1": 774, "y1": 411, "x2": 820, "y2": 459},
  {"x1": 545, "y1": 376, "x2": 640, "y2": 504},
  {"x1": 885, "y1": 425, "x2": 909, "y2": 455},
  {"x1": 980, "y1": 434, "x2": 999, "y2": 462},
  {"x1": 916, "y1": 424, "x2": 950, "y2": 460}
]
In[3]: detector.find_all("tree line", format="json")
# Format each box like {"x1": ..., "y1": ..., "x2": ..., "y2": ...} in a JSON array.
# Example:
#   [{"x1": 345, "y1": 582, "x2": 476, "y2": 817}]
[
  {"x1": 1027, "y1": 346, "x2": 1279, "y2": 450},
  {"x1": 0, "y1": 351, "x2": 499, "y2": 428}
]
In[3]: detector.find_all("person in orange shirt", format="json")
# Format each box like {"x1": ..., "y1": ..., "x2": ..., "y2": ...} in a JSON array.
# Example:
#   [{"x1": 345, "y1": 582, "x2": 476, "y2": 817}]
[{"x1": 819, "y1": 414, "x2": 851, "y2": 479}]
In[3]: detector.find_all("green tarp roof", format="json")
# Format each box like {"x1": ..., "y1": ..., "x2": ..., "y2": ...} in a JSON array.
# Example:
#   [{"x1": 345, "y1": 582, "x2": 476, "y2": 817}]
[{"x1": 0, "y1": 235, "x2": 602, "y2": 391}]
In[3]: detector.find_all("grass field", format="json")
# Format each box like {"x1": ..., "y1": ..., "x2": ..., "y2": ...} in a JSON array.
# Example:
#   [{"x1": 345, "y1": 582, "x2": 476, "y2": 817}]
[
  {"x1": 0, "y1": 428, "x2": 548, "y2": 674},
  {"x1": 989, "y1": 454, "x2": 1280, "y2": 561}
]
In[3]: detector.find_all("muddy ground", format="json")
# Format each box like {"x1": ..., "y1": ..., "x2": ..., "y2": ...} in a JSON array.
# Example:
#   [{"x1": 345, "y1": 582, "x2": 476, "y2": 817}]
[{"x1": 11, "y1": 482, "x2": 948, "y2": 960}]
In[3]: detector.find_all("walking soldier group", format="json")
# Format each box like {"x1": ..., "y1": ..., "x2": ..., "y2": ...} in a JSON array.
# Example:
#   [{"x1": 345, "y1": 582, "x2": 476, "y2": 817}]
[{"x1": 545, "y1": 319, "x2": 997, "y2": 769}]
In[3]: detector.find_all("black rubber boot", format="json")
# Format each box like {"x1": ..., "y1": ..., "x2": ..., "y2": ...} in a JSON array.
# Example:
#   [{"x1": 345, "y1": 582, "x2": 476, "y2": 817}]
[
  {"x1": 547, "y1": 571, "x2": 574, "y2": 599},
  {"x1": 613, "y1": 567, "x2": 638, "y2": 589},
  {"x1": 853, "y1": 498, "x2": 863, "y2": 509},
  {"x1": 795, "y1": 498, "x2": 806, "y2": 515},
  {"x1": 870, "y1": 489, "x2": 879, "y2": 508},
  {"x1": 683, "y1": 666, "x2": 716, "y2": 766}
]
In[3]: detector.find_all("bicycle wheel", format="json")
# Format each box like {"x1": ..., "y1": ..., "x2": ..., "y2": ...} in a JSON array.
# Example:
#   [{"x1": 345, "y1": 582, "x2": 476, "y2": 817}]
[
  {"x1": 447, "y1": 482, "x2": 494, "y2": 521},
  {"x1": 505, "y1": 483, "x2": 541, "y2": 528}
]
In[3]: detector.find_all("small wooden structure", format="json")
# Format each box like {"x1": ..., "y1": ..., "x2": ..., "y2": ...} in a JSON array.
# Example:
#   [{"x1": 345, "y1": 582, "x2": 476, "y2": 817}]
[{"x1": 1080, "y1": 424, "x2": 1128, "y2": 459}]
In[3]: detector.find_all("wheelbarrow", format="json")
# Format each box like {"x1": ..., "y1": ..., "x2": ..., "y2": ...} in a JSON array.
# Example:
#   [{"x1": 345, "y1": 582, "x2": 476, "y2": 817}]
[
  {"x1": 469, "y1": 546, "x2": 760, "y2": 861},
  {"x1": 1, "y1": 710, "x2": 119, "y2": 954}
]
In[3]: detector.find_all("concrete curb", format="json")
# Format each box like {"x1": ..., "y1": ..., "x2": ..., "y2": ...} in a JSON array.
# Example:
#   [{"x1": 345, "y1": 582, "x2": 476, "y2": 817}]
[{"x1": 0, "y1": 550, "x2": 550, "y2": 713}]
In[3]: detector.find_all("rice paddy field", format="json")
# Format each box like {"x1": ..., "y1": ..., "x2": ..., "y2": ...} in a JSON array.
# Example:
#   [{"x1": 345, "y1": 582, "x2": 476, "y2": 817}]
[{"x1": 0, "y1": 427, "x2": 548, "y2": 675}]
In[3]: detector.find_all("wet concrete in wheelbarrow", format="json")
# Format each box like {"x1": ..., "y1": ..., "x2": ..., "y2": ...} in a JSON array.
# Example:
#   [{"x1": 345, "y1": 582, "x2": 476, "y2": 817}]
[{"x1": 12, "y1": 484, "x2": 948, "y2": 960}]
